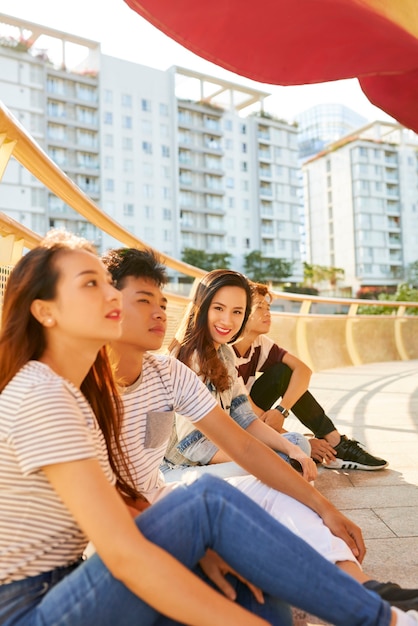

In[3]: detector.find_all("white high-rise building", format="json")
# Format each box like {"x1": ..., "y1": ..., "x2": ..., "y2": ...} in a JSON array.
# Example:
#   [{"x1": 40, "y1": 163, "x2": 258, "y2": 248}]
[
  {"x1": 303, "y1": 122, "x2": 418, "y2": 295},
  {"x1": 0, "y1": 13, "x2": 303, "y2": 281},
  {"x1": 0, "y1": 14, "x2": 101, "y2": 244}
]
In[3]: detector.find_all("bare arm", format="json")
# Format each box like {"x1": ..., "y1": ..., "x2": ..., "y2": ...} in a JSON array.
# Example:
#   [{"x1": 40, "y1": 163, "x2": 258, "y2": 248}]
[
  {"x1": 198, "y1": 406, "x2": 366, "y2": 563},
  {"x1": 43, "y1": 459, "x2": 268, "y2": 626}
]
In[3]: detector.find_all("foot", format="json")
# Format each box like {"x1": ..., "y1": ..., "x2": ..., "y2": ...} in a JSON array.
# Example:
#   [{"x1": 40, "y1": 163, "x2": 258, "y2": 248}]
[
  {"x1": 364, "y1": 581, "x2": 418, "y2": 611},
  {"x1": 323, "y1": 435, "x2": 388, "y2": 470}
]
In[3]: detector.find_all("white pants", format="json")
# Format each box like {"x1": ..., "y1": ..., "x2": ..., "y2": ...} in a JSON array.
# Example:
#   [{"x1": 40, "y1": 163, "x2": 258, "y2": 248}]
[{"x1": 164, "y1": 465, "x2": 359, "y2": 567}]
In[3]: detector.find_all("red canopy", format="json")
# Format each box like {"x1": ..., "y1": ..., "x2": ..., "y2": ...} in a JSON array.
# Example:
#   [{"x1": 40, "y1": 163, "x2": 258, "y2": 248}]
[{"x1": 124, "y1": 0, "x2": 418, "y2": 132}]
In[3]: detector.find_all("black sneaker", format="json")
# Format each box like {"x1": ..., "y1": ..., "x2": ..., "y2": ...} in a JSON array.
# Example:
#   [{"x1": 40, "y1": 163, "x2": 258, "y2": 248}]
[
  {"x1": 364, "y1": 580, "x2": 418, "y2": 611},
  {"x1": 324, "y1": 435, "x2": 388, "y2": 470}
]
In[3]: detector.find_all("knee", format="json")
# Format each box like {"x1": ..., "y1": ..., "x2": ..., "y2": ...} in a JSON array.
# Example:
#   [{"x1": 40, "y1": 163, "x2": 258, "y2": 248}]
[{"x1": 283, "y1": 432, "x2": 311, "y2": 457}]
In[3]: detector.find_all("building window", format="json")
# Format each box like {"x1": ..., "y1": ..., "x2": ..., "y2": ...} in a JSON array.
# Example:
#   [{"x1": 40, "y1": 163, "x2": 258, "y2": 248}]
[
  {"x1": 242, "y1": 143, "x2": 247, "y2": 153},
  {"x1": 141, "y1": 98, "x2": 151, "y2": 112},
  {"x1": 161, "y1": 165, "x2": 171, "y2": 179},
  {"x1": 159, "y1": 102, "x2": 169, "y2": 116},
  {"x1": 105, "y1": 179, "x2": 115, "y2": 192},
  {"x1": 104, "y1": 134, "x2": 113, "y2": 147},
  {"x1": 123, "y1": 203, "x2": 134, "y2": 216},
  {"x1": 122, "y1": 116, "x2": 132, "y2": 129},
  {"x1": 142, "y1": 120, "x2": 152, "y2": 135},
  {"x1": 104, "y1": 89, "x2": 113, "y2": 103},
  {"x1": 104, "y1": 156, "x2": 114, "y2": 170},
  {"x1": 124, "y1": 181, "x2": 134, "y2": 195},
  {"x1": 163, "y1": 208, "x2": 172, "y2": 220},
  {"x1": 143, "y1": 184, "x2": 154, "y2": 198},
  {"x1": 123, "y1": 159, "x2": 133, "y2": 173},
  {"x1": 104, "y1": 111, "x2": 113, "y2": 125},
  {"x1": 121, "y1": 93, "x2": 132, "y2": 107},
  {"x1": 143, "y1": 163, "x2": 154, "y2": 178},
  {"x1": 142, "y1": 141, "x2": 153, "y2": 154},
  {"x1": 122, "y1": 137, "x2": 133, "y2": 150},
  {"x1": 161, "y1": 145, "x2": 170, "y2": 158}
]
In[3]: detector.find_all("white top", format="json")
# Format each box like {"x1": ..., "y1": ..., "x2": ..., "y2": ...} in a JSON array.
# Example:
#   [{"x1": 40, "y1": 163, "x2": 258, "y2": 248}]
[
  {"x1": 0, "y1": 361, "x2": 115, "y2": 584},
  {"x1": 119, "y1": 353, "x2": 217, "y2": 503}
]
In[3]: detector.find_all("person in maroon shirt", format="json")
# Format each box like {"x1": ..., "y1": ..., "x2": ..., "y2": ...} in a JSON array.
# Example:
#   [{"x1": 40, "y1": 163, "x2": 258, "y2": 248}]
[{"x1": 233, "y1": 282, "x2": 388, "y2": 471}]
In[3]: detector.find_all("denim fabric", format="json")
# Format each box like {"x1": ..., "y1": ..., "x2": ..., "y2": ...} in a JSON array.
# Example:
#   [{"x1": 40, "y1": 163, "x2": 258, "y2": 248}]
[
  {"x1": 1, "y1": 475, "x2": 392, "y2": 626},
  {"x1": 250, "y1": 363, "x2": 336, "y2": 438},
  {"x1": 0, "y1": 560, "x2": 82, "y2": 625},
  {"x1": 162, "y1": 432, "x2": 310, "y2": 483},
  {"x1": 281, "y1": 432, "x2": 312, "y2": 458},
  {"x1": 174, "y1": 393, "x2": 258, "y2": 464},
  {"x1": 229, "y1": 393, "x2": 259, "y2": 430}
]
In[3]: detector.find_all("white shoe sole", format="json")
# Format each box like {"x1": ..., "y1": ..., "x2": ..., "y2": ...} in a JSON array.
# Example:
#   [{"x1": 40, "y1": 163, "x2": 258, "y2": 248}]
[{"x1": 323, "y1": 459, "x2": 388, "y2": 470}]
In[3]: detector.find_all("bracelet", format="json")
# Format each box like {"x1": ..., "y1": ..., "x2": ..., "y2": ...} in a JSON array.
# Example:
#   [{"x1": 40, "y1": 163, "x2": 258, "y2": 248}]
[{"x1": 276, "y1": 405, "x2": 290, "y2": 418}]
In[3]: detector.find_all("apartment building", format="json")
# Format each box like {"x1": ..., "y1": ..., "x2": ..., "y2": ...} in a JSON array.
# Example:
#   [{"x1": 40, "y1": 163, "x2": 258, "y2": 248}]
[
  {"x1": 0, "y1": 13, "x2": 303, "y2": 279},
  {"x1": 303, "y1": 122, "x2": 418, "y2": 294},
  {"x1": 0, "y1": 14, "x2": 101, "y2": 245}
]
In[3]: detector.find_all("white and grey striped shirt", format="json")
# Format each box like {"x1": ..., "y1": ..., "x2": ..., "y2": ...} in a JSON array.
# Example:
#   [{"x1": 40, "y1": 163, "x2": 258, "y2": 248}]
[
  {"x1": 119, "y1": 353, "x2": 217, "y2": 503},
  {"x1": 0, "y1": 361, "x2": 115, "y2": 584}
]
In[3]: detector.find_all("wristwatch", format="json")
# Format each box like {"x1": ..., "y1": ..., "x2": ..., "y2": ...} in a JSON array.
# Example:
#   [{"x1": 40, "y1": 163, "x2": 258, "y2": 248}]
[{"x1": 276, "y1": 405, "x2": 290, "y2": 418}]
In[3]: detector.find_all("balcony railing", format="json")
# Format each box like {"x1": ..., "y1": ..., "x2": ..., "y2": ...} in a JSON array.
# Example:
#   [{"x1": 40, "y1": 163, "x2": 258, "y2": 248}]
[{"x1": 1, "y1": 101, "x2": 418, "y2": 369}]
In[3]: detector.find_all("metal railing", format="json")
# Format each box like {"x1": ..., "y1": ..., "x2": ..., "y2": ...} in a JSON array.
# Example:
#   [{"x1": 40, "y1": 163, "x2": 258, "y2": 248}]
[{"x1": 1, "y1": 101, "x2": 417, "y2": 370}]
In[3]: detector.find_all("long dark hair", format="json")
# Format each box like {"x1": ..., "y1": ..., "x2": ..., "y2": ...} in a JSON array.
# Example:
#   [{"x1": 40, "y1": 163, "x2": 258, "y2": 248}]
[
  {"x1": 169, "y1": 269, "x2": 251, "y2": 391},
  {"x1": 0, "y1": 230, "x2": 138, "y2": 499}
]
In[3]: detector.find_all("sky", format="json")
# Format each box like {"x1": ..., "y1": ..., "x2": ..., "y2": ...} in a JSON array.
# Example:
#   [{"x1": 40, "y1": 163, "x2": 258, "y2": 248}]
[{"x1": 1, "y1": 0, "x2": 394, "y2": 124}]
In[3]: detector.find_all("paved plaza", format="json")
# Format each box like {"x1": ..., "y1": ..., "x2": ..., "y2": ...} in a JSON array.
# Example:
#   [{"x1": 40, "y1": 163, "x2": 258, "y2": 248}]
[{"x1": 287, "y1": 360, "x2": 418, "y2": 624}]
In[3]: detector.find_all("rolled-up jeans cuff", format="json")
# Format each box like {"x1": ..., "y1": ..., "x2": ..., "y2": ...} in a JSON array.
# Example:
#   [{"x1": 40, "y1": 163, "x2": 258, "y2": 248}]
[{"x1": 182, "y1": 438, "x2": 219, "y2": 464}]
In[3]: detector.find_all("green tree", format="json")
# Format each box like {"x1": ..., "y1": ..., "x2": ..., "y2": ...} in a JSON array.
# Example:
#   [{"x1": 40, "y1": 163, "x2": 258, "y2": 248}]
[
  {"x1": 181, "y1": 248, "x2": 231, "y2": 271},
  {"x1": 243, "y1": 250, "x2": 265, "y2": 282},
  {"x1": 207, "y1": 252, "x2": 232, "y2": 269},
  {"x1": 303, "y1": 262, "x2": 344, "y2": 289},
  {"x1": 244, "y1": 250, "x2": 293, "y2": 283},
  {"x1": 358, "y1": 283, "x2": 418, "y2": 316}
]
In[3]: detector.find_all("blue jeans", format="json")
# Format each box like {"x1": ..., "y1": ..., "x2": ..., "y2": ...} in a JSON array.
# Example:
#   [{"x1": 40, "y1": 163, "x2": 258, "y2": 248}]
[{"x1": 0, "y1": 475, "x2": 391, "y2": 626}]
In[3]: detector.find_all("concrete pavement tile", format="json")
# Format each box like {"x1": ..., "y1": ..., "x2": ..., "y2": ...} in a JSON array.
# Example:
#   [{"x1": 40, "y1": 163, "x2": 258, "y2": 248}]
[
  {"x1": 317, "y1": 484, "x2": 418, "y2": 510},
  {"x1": 340, "y1": 508, "x2": 397, "y2": 539},
  {"x1": 372, "y1": 506, "x2": 418, "y2": 537},
  {"x1": 361, "y1": 537, "x2": 418, "y2": 586}
]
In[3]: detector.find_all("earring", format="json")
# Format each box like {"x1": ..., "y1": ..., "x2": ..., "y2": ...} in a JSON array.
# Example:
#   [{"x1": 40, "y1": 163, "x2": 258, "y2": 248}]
[{"x1": 45, "y1": 318, "x2": 54, "y2": 327}]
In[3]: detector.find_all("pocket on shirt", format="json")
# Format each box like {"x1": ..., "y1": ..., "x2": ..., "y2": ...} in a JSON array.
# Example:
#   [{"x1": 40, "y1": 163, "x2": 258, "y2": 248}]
[{"x1": 144, "y1": 411, "x2": 175, "y2": 449}]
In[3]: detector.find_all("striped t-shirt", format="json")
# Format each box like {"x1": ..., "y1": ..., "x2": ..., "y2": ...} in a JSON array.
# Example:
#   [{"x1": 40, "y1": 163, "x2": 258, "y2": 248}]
[
  {"x1": 0, "y1": 361, "x2": 115, "y2": 584},
  {"x1": 119, "y1": 353, "x2": 217, "y2": 503}
]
